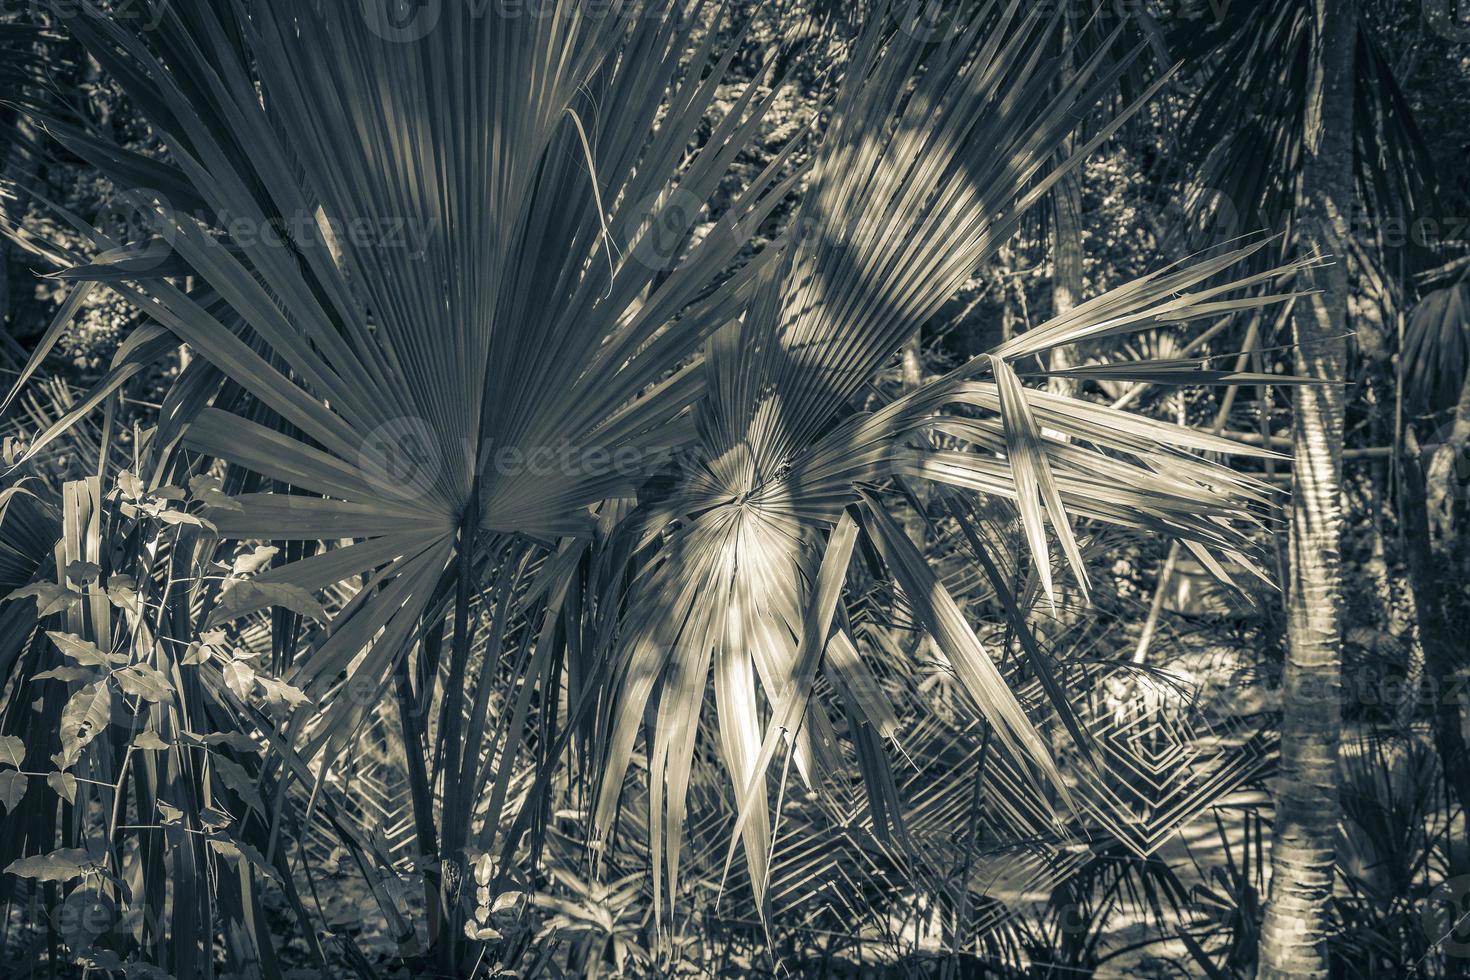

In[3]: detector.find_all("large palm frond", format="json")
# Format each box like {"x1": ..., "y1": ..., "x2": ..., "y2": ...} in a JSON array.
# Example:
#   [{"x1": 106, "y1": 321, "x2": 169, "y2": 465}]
[
  {"x1": 2, "y1": 0, "x2": 1321, "y2": 943},
  {"x1": 592, "y1": 2, "x2": 1319, "y2": 915},
  {"x1": 1170, "y1": 0, "x2": 1434, "y2": 264}
]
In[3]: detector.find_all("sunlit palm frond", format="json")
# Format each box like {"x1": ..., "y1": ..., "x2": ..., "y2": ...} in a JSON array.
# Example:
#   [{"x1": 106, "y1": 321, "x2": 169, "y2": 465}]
[{"x1": 2, "y1": 2, "x2": 1336, "y2": 956}]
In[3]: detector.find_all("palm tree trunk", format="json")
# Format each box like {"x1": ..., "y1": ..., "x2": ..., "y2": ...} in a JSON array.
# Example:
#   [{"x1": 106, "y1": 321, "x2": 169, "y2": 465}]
[
  {"x1": 901, "y1": 333, "x2": 930, "y2": 549},
  {"x1": 1048, "y1": 164, "x2": 1083, "y2": 397},
  {"x1": 1258, "y1": 1, "x2": 1355, "y2": 976},
  {"x1": 1048, "y1": 20, "x2": 1083, "y2": 403}
]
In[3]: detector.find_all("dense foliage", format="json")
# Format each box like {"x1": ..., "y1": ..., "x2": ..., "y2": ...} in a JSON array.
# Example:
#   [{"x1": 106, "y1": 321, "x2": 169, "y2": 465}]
[{"x1": 0, "y1": 1, "x2": 1467, "y2": 977}]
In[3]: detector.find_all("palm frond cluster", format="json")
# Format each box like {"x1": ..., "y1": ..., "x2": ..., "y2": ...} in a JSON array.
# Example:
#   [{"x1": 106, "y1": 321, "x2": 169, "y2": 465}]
[{"x1": 0, "y1": 0, "x2": 1330, "y2": 975}]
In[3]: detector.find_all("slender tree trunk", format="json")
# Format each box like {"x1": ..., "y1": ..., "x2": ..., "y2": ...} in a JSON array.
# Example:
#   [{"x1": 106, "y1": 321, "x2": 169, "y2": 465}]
[
  {"x1": 1048, "y1": 164, "x2": 1083, "y2": 397},
  {"x1": 901, "y1": 332, "x2": 930, "y2": 548},
  {"x1": 1045, "y1": 32, "x2": 1084, "y2": 631},
  {"x1": 1047, "y1": 32, "x2": 1083, "y2": 402},
  {"x1": 1258, "y1": 1, "x2": 1355, "y2": 976}
]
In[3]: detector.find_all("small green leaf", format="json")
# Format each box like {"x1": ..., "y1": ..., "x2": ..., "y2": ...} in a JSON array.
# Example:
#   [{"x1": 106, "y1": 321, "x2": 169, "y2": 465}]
[
  {"x1": 230, "y1": 545, "x2": 278, "y2": 578},
  {"x1": 209, "y1": 754, "x2": 266, "y2": 815},
  {"x1": 5, "y1": 847, "x2": 97, "y2": 881},
  {"x1": 0, "y1": 735, "x2": 25, "y2": 767},
  {"x1": 222, "y1": 661, "x2": 255, "y2": 702},
  {"x1": 105, "y1": 577, "x2": 142, "y2": 616},
  {"x1": 0, "y1": 770, "x2": 27, "y2": 813},
  {"x1": 32, "y1": 666, "x2": 97, "y2": 683},
  {"x1": 132, "y1": 731, "x2": 170, "y2": 751},
  {"x1": 63, "y1": 561, "x2": 102, "y2": 585},
  {"x1": 58, "y1": 681, "x2": 111, "y2": 768},
  {"x1": 199, "y1": 806, "x2": 233, "y2": 829},
  {"x1": 188, "y1": 475, "x2": 222, "y2": 497},
  {"x1": 9, "y1": 583, "x2": 82, "y2": 618},
  {"x1": 256, "y1": 675, "x2": 312, "y2": 709},
  {"x1": 197, "y1": 489, "x2": 244, "y2": 512},
  {"x1": 45, "y1": 631, "x2": 111, "y2": 667},
  {"x1": 47, "y1": 772, "x2": 76, "y2": 804},
  {"x1": 196, "y1": 731, "x2": 259, "y2": 754},
  {"x1": 157, "y1": 510, "x2": 215, "y2": 531},
  {"x1": 207, "y1": 582, "x2": 327, "y2": 628},
  {"x1": 53, "y1": 889, "x2": 115, "y2": 951},
  {"x1": 117, "y1": 471, "x2": 144, "y2": 500},
  {"x1": 206, "y1": 835, "x2": 281, "y2": 885},
  {"x1": 115, "y1": 664, "x2": 173, "y2": 703}
]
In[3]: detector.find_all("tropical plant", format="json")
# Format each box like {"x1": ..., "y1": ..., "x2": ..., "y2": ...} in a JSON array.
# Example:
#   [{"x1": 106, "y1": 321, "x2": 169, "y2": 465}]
[
  {"x1": 1256, "y1": 1, "x2": 1357, "y2": 974},
  {"x1": 1161, "y1": 0, "x2": 1435, "y2": 972},
  {"x1": 0, "y1": 0, "x2": 1328, "y2": 975}
]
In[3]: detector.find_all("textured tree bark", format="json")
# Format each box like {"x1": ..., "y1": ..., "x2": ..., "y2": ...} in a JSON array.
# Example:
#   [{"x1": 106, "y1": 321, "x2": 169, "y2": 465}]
[
  {"x1": 1048, "y1": 12, "x2": 1082, "y2": 400},
  {"x1": 1047, "y1": 134, "x2": 1083, "y2": 400},
  {"x1": 1042, "y1": 28, "x2": 1084, "y2": 630},
  {"x1": 1258, "y1": 0, "x2": 1355, "y2": 976},
  {"x1": 900, "y1": 332, "x2": 930, "y2": 549}
]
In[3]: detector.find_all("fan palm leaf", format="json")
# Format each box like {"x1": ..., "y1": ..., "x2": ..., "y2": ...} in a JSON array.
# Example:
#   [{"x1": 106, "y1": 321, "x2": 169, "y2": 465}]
[
  {"x1": 590, "y1": 2, "x2": 1320, "y2": 916},
  {"x1": 3, "y1": 0, "x2": 1323, "y2": 941}
]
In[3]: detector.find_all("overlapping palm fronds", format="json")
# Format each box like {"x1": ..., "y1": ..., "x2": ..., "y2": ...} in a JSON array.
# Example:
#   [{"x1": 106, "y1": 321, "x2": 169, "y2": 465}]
[
  {"x1": 1403, "y1": 282, "x2": 1470, "y2": 411},
  {"x1": 0, "y1": 0, "x2": 1331, "y2": 970},
  {"x1": 592, "y1": 3, "x2": 1321, "y2": 915},
  {"x1": 1171, "y1": 0, "x2": 1433, "y2": 264}
]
